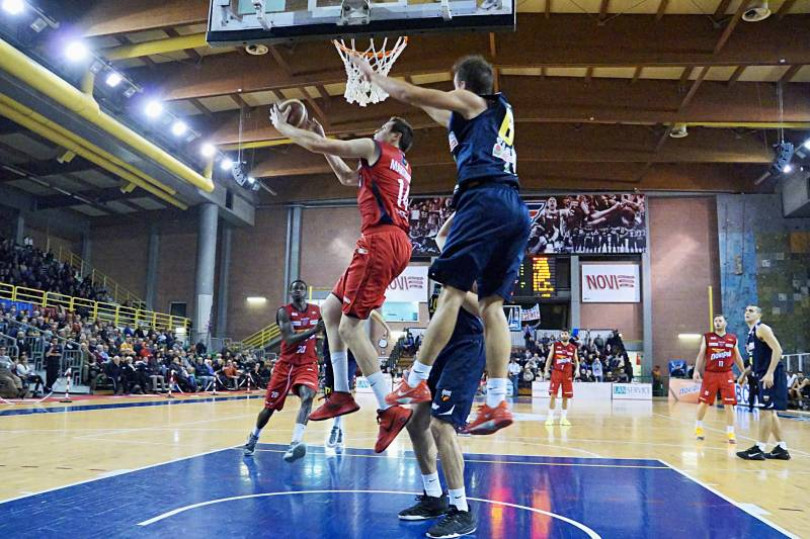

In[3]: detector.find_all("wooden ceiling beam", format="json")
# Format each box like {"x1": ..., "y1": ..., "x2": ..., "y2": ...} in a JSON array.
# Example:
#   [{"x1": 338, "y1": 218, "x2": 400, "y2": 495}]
[
  {"x1": 779, "y1": 64, "x2": 802, "y2": 84},
  {"x1": 598, "y1": 0, "x2": 610, "y2": 25},
  {"x1": 777, "y1": 0, "x2": 797, "y2": 19},
  {"x1": 655, "y1": 0, "x2": 670, "y2": 21},
  {"x1": 132, "y1": 14, "x2": 810, "y2": 101},
  {"x1": 79, "y1": 0, "x2": 208, "y2": 37},
  {"x1": 727, "y1": 65, "x2": 747, "y2": 86},
  {"x1": 714, "y1": 1, "x2": 753, "y2": 54}
]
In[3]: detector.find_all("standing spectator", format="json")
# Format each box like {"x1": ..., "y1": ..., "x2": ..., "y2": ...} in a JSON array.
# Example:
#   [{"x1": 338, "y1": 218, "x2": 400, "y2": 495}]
[
  {"x1": 652, "y1": 365, "x2": 663, "y2": 396},
  {"x1": 623, "y1": 357, "x2": 634, "y2": 383},
  {"x1": 508, "y1": 359, "x2": 522, "y2": 398},
  {"x1": 44, "y1": 337, "x2": 62, "y2": 393},
  {"x1": 591, "y1": 357, "x2": 604, "y2": 382}
]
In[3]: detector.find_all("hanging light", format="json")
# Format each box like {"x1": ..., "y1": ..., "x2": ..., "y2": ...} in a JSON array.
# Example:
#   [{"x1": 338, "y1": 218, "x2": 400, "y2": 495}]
[
  {"x1": 105, "y1": 72, "x2": 123, "y2": 87},
  {"x1": 171, "y1": 120, "x2": 188, "y2": 137},
  {"x1": 220, "y1": 157, "x2": 234, "y2": 171},
  {"x1": 200, "y1": 143, "x2": 216, "y2": 158},
  {"x1": 2, "y1": 0, "x2": 25, "y2": 16},
  {"x1": 65, "y1": 40, "x2": 89, "y2": 62},
  {"x1": 144, "y1": 100, "x2": 164, "y2": 119}
]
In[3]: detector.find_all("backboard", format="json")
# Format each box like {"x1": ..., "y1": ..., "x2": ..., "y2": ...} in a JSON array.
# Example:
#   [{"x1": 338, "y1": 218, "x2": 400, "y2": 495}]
[{"x1": 207, "y1": 0, "x2": 515, "y2": 46}]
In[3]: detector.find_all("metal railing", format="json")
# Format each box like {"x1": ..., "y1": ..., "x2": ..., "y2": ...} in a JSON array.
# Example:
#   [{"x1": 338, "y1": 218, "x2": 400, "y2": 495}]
[
  {"x1": 784, "y1": 353, "x2": 809, "y2": 375},
  {"x1": 240, "y1": 323, "x2": 282, "y2": 351},
  {"x1": 0, "y1": 281, "x2": 191, "y2": 334},
  {"x1": 56, "y1": 246, "x2": 147, "y2": 309}
]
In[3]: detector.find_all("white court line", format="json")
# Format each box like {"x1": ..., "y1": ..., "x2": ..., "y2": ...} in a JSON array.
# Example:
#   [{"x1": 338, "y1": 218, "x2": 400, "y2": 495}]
[
  {"x1": 657, "y1": 458, "x2": 799, "y2": 539},
  {"x1": 247, "y1": 448, "x2": 668, "y2": 469},
  {"x1": 0, "y1": 445, "x2": 233, "y2": 506},
  {"x1": 71, "y1": 412, "x2": 255, "y2": 440},
  {"x1": 136, "y1": 488, "x2": 602, "y2": 537},
  {"x1": 652, "y1": 412, "x2": 810, "y2": 458}
]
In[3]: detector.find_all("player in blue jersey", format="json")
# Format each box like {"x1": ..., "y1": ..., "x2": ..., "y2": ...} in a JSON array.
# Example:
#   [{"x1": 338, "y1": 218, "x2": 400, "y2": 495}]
[
  {"x1": 352, "y1": 54, "x2": 531, "y2": 436},
  {"x1": 736, "y1": 305, "x2": 791, "y2": 461},
  {"x1": 397, "y1": 216, "x2": 485, "y2": 539}
]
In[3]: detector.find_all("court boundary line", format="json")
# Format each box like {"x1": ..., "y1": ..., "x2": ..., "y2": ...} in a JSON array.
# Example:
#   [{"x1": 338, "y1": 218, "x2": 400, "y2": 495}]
[
  {"x1": 657, "y1": 458, "x2": 799, "y2": 539},
  {"x1": 0, "y1": 394, "x2": 256, "y2": 417},
  {"x1": 0, "y1": 445, "x2": 233, "y2": 506},
  {"x1": 136, "y1": 488, "x2": 601, "y2": 538}
]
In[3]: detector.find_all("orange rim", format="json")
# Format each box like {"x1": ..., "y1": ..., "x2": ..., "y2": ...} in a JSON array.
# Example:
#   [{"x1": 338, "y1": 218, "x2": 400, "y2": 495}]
[{"x1": 333, "y1": 36, "x2": 408, "y2": 59}]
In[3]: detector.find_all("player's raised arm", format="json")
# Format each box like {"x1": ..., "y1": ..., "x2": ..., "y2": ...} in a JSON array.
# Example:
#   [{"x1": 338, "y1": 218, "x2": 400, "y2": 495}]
[
  {"x1": 277, "y1": 307, "x2": 323, "y2": 346},
  {"x1": 307, "y1": 119, "x2": 360, "y2": 186},
  {"x1": 350, "y1": 55, "x2": 487, "y2": 120},
  {"x1": 693, "y1": 337, "x2": 707, "y2": 381},
  {"x1": 270, "y1": 105, "x2": 379, "y2": 163}
]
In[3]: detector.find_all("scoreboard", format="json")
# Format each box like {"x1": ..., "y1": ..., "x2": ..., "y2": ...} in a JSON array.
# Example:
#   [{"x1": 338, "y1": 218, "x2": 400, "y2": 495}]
[{"x1": 513, "y1": 256, "x2": 557, "y2": 298}]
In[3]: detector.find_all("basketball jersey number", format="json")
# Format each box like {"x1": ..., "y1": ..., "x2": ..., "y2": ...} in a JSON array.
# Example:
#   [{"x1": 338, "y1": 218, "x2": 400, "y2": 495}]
[
  {"x1": 397, "y1": 178, "x2": 410, "y2": 210},
  {"x1": 717, "y1": 360, "x2": 723, "y2": 367},
  {"x1": 496, "y1": 107, "x2": 516, "y2": 174},
  {"x1": 296, "y1": 344, "x2": 307, "y2": 354}
]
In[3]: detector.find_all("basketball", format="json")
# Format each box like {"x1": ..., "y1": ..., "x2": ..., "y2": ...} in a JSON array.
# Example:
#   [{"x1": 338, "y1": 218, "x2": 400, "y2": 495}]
[{"x1": 278, "y1": 99, "x2": 308, "y2": 128}]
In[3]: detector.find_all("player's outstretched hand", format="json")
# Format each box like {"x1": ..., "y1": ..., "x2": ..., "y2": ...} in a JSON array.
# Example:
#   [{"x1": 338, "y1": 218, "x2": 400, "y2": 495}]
[
  {"x1": 349, "y1": 53, "x2": 374, "y2": 81},
  {"x1": 692, "y1": 372, "x2": 701, "y2": 382},
  {"x1": 269, "y1": 104, "x2": 291, "y2": 129},
  {"x1": 307, "y1": 118, "x2": 326, "y2": 137}
]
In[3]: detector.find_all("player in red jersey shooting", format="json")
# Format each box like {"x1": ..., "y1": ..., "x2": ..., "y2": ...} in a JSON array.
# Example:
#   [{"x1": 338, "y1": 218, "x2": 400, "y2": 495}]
[
  {"x1": 271, "y1": 105, "x2": 415, "y2": 453},
  {"x1": 693, "y1": 314, "x2": 745, "y2": 444}
]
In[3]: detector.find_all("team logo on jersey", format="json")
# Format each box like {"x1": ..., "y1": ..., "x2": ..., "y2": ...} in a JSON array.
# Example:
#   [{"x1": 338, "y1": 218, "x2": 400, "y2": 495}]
[
  {"x1": 448, "y1": 132, "x2": 458, "y2": 152},
  {"x1": 270, "y1": 391, "x2": 279, "y2": 399},
  {"x1": 441, "y1": 389, "x2": 452, "y2": 402}
]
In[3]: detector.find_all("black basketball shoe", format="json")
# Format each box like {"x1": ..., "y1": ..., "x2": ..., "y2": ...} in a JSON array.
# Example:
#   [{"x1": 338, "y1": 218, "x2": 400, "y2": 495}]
[
  {"x1": 736, "y1": 445, "x2": 766, "y2": 461},
  {"x1": 764, "y1": 445, "x2": 791, "y2": 460},
  {"x1": 426, "y1": 506, "x2": 477, "y2": 538},
  {"x1": 398, "y1": 492, "x2": 449, "y2": 521}
]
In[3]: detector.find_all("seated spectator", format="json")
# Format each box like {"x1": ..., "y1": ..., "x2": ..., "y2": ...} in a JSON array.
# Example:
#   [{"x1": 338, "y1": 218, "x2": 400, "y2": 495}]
[
  {"x1": 0, "y1": 347, "x2": 25, "y2": 398},
  {"x1": 222, "y1": 359, "x2": 241, "y2": 390},
  {"x1": 104, "y1": 356, "x2": 124, "y2": 395},
  {"x1": 145, "y1": 357, "x2": 167, "y2": 393},
  {"x1": 15, "y1": 353, "x2": 44, "y2": 396},
  {"x1": 592, "y1": 357, "x2": 604, "y2": 382},
  {"x1": 195, "y1": 358, "x2": 216, "y2": 391}
]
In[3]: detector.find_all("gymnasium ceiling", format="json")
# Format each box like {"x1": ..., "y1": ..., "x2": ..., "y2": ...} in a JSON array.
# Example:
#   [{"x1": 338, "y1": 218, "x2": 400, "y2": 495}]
[{"x1": 1, "y1": 0, "x2": 810, "y2": 218}]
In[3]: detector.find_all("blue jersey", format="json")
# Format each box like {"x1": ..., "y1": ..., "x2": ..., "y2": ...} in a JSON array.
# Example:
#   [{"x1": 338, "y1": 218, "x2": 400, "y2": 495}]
[
  {"x1": 448, "y1": 93, "x2": 519, "y2": 189},
  {"x1": 746, "y1": 322, "x2": 778, "y2": 376},
  {"x1": 451, "y1": 307, "x2": 484, "y2": 342}
]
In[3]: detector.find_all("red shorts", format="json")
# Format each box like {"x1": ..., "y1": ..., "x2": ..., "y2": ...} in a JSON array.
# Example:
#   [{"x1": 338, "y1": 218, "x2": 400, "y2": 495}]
[
  {"x1": 263, "y1": 361, "x2": 319, "y2": 411},
  {"x1": 332, "y1": 226, "x2": 412, "y2": 320},
  {"x1": 699, "y1": 370, "x2": 737, "y2": 405},
  {"x1": 549, "y1": 369, "x2": 573, "y2": 398}
]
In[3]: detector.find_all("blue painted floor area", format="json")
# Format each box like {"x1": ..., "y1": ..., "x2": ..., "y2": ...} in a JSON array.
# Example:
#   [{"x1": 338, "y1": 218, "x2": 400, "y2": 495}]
[{"x1": 0, "y1": 444, "x2": 787, "y2": 539}]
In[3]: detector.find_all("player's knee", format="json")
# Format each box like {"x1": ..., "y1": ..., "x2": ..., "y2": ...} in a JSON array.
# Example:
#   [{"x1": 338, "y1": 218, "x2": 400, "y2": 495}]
[
  {"x1": 337, "y1": 318, "x2": 360, "y2": 342},
  {"x1": 429, "y1": 417, "x2": 454, "y2": 440}
]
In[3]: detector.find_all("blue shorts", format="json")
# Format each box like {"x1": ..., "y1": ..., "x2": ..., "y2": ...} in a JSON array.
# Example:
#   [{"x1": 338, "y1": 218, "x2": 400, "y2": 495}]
[
  {"x1": 429, "y1": 183, "x2": 530, "y2": 301},
  {"x1": 428, "y1": 335, "x2": 486, "y2": 429},
  {"x1": 757, "y1": 367, "x2": 788, "y2": 411}
]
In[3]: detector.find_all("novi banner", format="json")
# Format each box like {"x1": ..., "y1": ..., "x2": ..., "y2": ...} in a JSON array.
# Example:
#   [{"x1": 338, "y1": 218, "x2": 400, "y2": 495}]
[
  {"x1": 581, "y1": 263, "x2": 641, "y2": 303},
  {"x1": 386, "y1": 265, "x2": 429, "y2": 303}
]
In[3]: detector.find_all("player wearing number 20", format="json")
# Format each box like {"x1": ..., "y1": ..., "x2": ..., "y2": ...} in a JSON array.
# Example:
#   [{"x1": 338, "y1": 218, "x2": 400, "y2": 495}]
[{"x1": 271, "y1": 107, "x2": 416, "y2": 454}]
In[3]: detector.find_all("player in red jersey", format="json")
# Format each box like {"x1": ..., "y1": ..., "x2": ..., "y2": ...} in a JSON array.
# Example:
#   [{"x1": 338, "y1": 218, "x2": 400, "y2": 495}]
[
  {"x1": 692, "y1": 314, "x2": 745, "y2": 444},
  {"x1": 544, "y1": 330, "x2": 579, "y2": 426},
  {"x1": 242, "y1": 280, "x2": 324, "y2": 462},
  {"x1": 271, "y1": 106, "x2": 414, "y2": 453}
]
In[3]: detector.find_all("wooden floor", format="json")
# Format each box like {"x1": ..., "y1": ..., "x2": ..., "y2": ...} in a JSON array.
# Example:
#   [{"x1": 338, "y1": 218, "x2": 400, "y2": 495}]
[{"x1": 1, "y1": 393, "x2": 807, "y2": 536}]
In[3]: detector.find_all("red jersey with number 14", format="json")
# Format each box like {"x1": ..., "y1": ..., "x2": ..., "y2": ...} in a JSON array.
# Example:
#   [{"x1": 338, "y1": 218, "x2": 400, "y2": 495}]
[
  {"x1": 704, "y1": 332, "x2": 737, "y2": 373},
  {"x1": 278, "y1": 303, "x2": 321, "y2": 366},
  {"x1": 358, "y1": 142, "x2": 411, "y2": 234},
  {"x1": 551, "y1": 341, "x2": 577, "y2": 375}
]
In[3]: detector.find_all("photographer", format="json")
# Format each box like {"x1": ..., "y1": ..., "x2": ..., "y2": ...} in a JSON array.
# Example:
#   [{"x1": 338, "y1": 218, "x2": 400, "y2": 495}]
[{"x1": 44, "y1": 337, "x2": 63, "y2": 393}]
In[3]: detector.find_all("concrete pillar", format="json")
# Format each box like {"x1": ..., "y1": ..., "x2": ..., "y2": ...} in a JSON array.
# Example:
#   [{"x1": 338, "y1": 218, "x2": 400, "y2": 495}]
[
  {"x1": 216, "y1": 225, "x2": 232, "y2": 338},
  {"x1": 14, "y1": 212, "x2": 24, "y2": 245},
  {"x1": 81, "y1": 229, "x2": 92, "y2": 266},
  {"x1": 195, "y1": 204, "x2": 219, "y2": 346},
  {"x1": 283, "y1": 205, "x2": 303, "y2": 301},
  {"x1": 145, "y1": 223, "x2": 160, "y2": 310},
  {"x1": 570, "y1": 255, "x2": 581, "y2": 329}
]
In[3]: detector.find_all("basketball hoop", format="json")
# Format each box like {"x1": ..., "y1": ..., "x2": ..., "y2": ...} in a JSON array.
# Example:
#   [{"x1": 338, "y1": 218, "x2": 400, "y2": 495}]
[{"x1": 333, "y1": 37, "x2": 408, "y2": 107}]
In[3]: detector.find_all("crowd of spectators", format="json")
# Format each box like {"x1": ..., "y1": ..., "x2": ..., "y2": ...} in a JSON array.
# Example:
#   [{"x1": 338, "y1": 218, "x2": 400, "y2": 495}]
[
  {"x1": 0, "y1": 302, "x2": 270, "y2": 398},
  {"x1": 0, "y1": 237, "x2": 112, "y2": 303}
]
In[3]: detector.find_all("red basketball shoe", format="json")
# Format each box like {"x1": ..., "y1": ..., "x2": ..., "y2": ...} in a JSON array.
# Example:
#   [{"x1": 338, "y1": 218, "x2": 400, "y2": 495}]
[
  {"x1": 308, "y1": 391, "x2": 360, "y2": 421},
  {"x1": 375, "y1": 405, "x2": 412, "y2": 453},
  {"x1": 461, "y1": 401, "x2": 513, "y2": 435},
  {"x1": 385, "y1": 378, "x2": 432, "y2": 406}
]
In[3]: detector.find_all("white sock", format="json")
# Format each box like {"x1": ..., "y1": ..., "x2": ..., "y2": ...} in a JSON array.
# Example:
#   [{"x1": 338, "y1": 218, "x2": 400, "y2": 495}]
[
  {"x1": 449, "y1": 487, "x2": 468, "y2": 512},
  {"x1": 292, "y1": 423, "x2": 306, "y2": 444},
  {"x1": 778, "y1": 441, "x2": 787, "y2": 450},
  {"x1": 422, "y1": 472, "x2": 442, "y2": 498},
  {"x1": 485, "y1": 378, "x2": 507, "y2": 408},
  {"x1": 407, "y1": 361, "x2": 432, "y2": 387},
  {"x1": 726, "y1": 426, "x2": 734, "y2": 434},
  {"x1": 331, "y1": 351, "x2": 350, "y2": 392},
  {"x1": 333, "y1": 416, "x2": 344, "y2": 429},
  {"x1": 366, "y1": 371, "x2": 391, "y2": 410},
  {"x1": 696, "y1": 421, "x2": 703, "y2": 428},
  {"x1": 561, "y1": 409, "x2": 567, "y2": 419},
  {"x1": 547, "y1": 408, "x2": 555, "y2": 419},
  {"x1": 252, "y1": 427, "x2": 262, "y2": 438},
  {"x1": 757, "y1": 442, "x2": 767, "y2": 452}
]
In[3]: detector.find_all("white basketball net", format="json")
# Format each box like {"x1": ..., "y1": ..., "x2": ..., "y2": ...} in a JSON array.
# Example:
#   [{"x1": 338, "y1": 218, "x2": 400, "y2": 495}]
[{"x1": 333, "y1": 37, "x2": 409, "y2": 107}]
